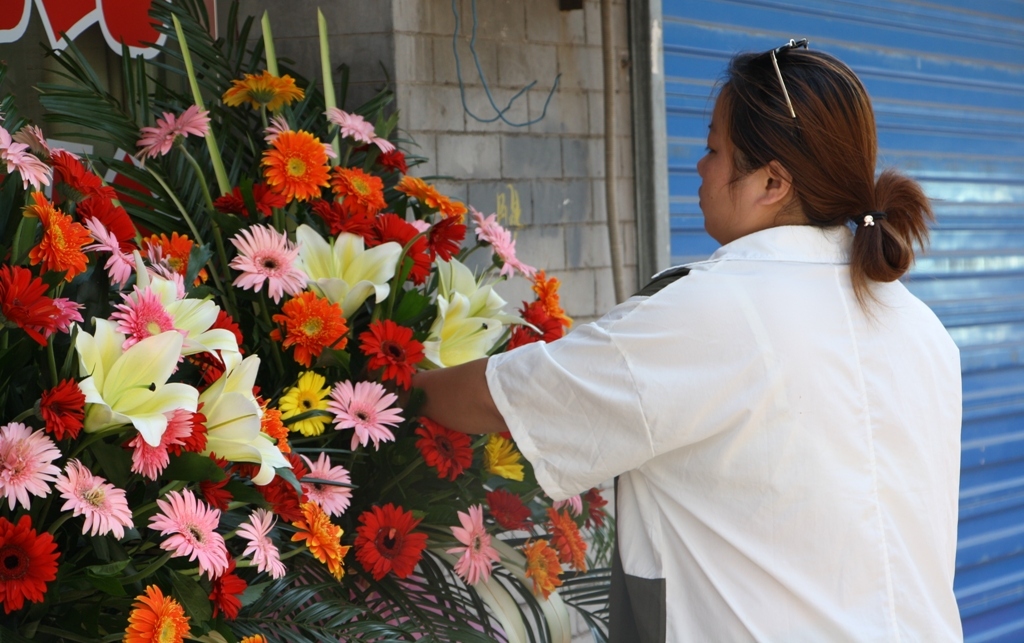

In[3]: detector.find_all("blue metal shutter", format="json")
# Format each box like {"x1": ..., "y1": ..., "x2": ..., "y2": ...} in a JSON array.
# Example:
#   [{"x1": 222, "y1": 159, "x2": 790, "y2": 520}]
[{"x1": 660, "y1": 1, "x2": 1024, "y2": 639}]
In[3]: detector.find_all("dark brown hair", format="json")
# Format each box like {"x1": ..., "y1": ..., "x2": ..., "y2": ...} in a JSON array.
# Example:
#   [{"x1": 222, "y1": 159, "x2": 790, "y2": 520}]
[{"x1": 722, "y1": 48, "x2": 932, "y2": 303}]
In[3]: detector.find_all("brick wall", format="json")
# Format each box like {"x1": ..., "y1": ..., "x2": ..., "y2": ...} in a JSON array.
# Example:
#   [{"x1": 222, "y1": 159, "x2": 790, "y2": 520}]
[{"x1": 392, "y1": 0, "x2": 636, "y2": 323}]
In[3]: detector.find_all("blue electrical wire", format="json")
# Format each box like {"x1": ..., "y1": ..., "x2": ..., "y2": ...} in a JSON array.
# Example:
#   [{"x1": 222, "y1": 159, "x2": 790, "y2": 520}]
[{"x1": 452, "y1": 0, "x2": 561, "y2": 127}]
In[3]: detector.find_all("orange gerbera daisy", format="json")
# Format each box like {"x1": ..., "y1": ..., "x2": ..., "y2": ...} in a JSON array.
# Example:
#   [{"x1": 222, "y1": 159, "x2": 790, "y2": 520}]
[
  {"x1": 142, "y1": 231, "x2": 209, "y2": 283},
  {"x1": 222, "y1": 70, "x2": 304, "y2": 111},
  {"x1": 241, "y1": 636, "x2": 267, "y2": 643},
  {"x1": 532, "y1": 270, "x2": 572, "y2": 329},
  {"x1": 291, "y1": 501, "x2": 350, "y2": 580},
  {"x1": 396, "y1": 176, "x2": 444, "y2": 209},
  {"x1": 24, "y1": 193, "x2": 90, "y2": 282},
  {"x1": 124, "y1": 585, "x2": 191, "y2": 643},
  {"x1": 260, "y1": 406, "x2": 291, "y2": 454},
  {"x1": 437, "y1": 196, "x2": 468, "y2": 221},
  {"x1": 546, "y1": 508, "x2": 588, "y2": 572},
  {"x1": 523, "y1": 539, "x2": 563, "y2": 599},
  {"x1": 330, "y1": 166, "x2": 387, "y2": 218},
  {"x1": 262, "y1": 130, "x2": 330, "y2": 202},
  {"x1": 270, "y1": 291, "x2": 349, "y2": 367}
]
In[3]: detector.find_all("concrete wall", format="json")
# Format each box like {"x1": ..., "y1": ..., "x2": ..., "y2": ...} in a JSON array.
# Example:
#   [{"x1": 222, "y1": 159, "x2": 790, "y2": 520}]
[{"x1": 392, "y1": 0, "x2": 636, "y2": 323}]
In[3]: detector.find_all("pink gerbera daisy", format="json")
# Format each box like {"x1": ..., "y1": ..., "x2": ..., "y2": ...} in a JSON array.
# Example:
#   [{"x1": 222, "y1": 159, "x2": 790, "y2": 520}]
[
  {"x1": 447, "y1": 505, "x2": 500, "y2": 586},
  {"x1": 54, "y1": 459, "x2": 133, "y2": 539},
  {"x1": 470, "y1": 207, "x2": 535, "y2": 278},
  {"x1": 325, "y1": 108, "x2": 376, "y2": 144},
  {"x1": 110, "y1": 286, "x2": 179, "y2": 350},
  {"x1": 300, "y1": 453, "x2": 352, "y2": 518},
  {"x1": 83, "y1": 217, "x2": 134, "y2": 288},
  {"x1": 11, "y1": 124, "x2": 51, "y2": 158},
  {"x1": 0, "y1": 423, "x2": 61, "y2": 511},
  {"x1": 48, "y1": 298, "x2": 84, "y2": 336},
  {"x1": 553, "y1": 494, "x2": 583, "y2": 517},
  {"x1": 137, "y1": 105, "x2": 211, "y2": 159},
  {"x1": 149, "y1": 488, "x2": 230, "y2": 579},
  {"x1": 327, "y1": 380, "x2": 403, "y2": 450},
  {"x1": 237, "y1": 508, "x2": 287, "y2": 579},
  {"x1": 128, "y1": 409, "x2": 194, "y2": 480},
  {"x1": 0, "y1": 127, "x2": 51, "y2": 190},
  {"x1": 228, "y1": 225, "x2": 307, "y2": 303}
]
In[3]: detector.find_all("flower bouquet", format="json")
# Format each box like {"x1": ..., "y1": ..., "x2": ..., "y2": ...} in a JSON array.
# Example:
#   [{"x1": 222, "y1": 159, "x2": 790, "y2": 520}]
[{"x1": 0, "y1": 2, "x2": 612, "y2": 641}]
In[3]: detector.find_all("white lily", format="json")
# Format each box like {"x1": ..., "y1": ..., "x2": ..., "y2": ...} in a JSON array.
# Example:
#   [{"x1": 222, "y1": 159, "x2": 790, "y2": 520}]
[
  {"x1": 199, "y1": 355, "x2": 290, "y2": 485},
  {"x1": 76, "y1": 320, "x2": 199, "y2": 446},
  {"x1": 423, "y1": 293, "x2": 506, "y2": 368},
  {"x1": 436, "y1": 259, "x2": 522, "y2": 325},
  {"x1": 134, "y1": 261, "x2": 241, "y2": 367},
  {"x1": 294, "y1": 224, "x2": 403, "y2": 315}
]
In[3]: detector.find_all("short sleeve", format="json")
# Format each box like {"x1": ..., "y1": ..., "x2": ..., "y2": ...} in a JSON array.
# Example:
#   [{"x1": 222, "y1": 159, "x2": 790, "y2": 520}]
[{"x1": 486, "y1": 299, "x2": 655, "y2": 500}]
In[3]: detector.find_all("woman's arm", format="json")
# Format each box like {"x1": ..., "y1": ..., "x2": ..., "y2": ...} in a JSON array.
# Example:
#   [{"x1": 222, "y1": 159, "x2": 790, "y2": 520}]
[{"x1": 411, "y1": 358, "x2": 509, "y2": 435}]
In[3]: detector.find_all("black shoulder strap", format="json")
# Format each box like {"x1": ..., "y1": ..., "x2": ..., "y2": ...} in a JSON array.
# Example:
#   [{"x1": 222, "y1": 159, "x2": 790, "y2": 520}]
[{"x1": 634, "y1": 265, "x2": 690, "y2": 298}]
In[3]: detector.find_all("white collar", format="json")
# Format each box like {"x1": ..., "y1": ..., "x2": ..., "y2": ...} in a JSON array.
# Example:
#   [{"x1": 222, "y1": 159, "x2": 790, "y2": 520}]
[{"x1": 703, "y1": 225, "x2": 852, "y2": 266}]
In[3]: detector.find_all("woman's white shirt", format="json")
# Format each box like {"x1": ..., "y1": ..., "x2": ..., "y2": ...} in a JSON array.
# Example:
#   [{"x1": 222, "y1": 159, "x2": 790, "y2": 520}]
[{"x1": 487, "y1": 224, "x2": 963, "y2": 642}]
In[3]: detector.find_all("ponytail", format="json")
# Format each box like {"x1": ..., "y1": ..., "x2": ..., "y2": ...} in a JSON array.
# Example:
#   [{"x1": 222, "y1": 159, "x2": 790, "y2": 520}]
[{"x1": 849, "y1": 169, "x2": 933, "y2": 304}]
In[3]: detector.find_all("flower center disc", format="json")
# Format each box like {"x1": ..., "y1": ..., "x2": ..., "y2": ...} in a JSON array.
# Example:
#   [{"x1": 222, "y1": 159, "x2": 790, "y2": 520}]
[
  {"x1": 287, "y1": 157, "x2": 307, "y2": 177},
  {"x1": 0, "y1": 545, "x2": 28, "y2": 580},
  {"x1": 382, "y1": 341, "x2": 405, "y2": 361}
]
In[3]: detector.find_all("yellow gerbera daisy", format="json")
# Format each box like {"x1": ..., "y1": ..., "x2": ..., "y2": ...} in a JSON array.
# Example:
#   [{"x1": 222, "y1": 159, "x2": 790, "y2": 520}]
[
  {"x1": 279, "y1": 371, "x2": 331, "y2": 436},
  {"x1": 222, "y1": 70, "x2": 305, "y2": 111},
  {"x1": 484, "y1": 434, "x2": 525, "y2": 481},
  {"x1": 262, "y1": 130, "x2": 331, "y2": 202}
]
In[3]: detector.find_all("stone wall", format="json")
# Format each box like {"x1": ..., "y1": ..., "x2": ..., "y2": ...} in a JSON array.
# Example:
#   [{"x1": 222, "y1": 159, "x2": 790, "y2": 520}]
[{"x1": 392, "y1": 0, "x2": 636, "y2": 323}]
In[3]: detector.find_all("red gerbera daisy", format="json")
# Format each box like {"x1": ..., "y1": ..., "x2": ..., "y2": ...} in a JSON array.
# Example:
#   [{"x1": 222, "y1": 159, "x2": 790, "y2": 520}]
[
  {"x1": 50, "y1": 150, "x2": 106, "y2": 202},
  {"x1": 368, "y1": 213, "x2": 431, "y2": 285},
  {"x1": 0, "y1": 265, "x2": 60, "y2": 346},
  {"x1": 209, "y1": 558, "x2": 247, "y2": 620},
  {"x1": 486, "y1": 489, "x2": 532, "y2": 531},
  {"x1": 427, "y1": 216, "x2": 466, "y2": 261},
  {"x1": 507, "y1": 300, "x2": 566, "y2": 350},
  {"x1": 250, "y1": 453, "x2": 309, "y2": 523},
  {"x1": 354, "y1": 504, "x2": 429, "y2": 580},
  {"x1": 359, "y1": 320, "x2": 425, "y2": 389},
  {"x1": 0, "y1": 515, "x2": 59, "y2": 614},
  {"x1": 39, "y1": 379, "x2": 86, "y2": 441},
  {"x1": 377, "y1": 149, "x2": 408, "y2": 174},
  {"x1": 213, "y1": 183, "x2": 287, "y2": 218},
  {"x1": 310, "y1": 199, "x2": 374, "y2": 238},
  {"x1": 415, "y1": 418, "x2": 473, "y2": 481},
  {"x1": 583, "y1": 487, "x2": 608, "y2": 529},
  {"x1": 77, "y1": 195, "x2": 136, "y2": 252}
]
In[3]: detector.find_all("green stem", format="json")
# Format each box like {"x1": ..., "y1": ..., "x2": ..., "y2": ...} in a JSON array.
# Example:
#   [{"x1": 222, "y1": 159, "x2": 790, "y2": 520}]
[
  {"x1": 11, "y1": 407, "x2": 35, "y2": 424},
  {"x1": 261, "y1": 12, "x2": 280, "y2": 76},
  {"x1": 256, "y1": 298, "x2": 284, "y2": 374},
  {"x1": 68, "y1": 425, "x2": 124, "y2": 460},
  {"x1": 46, "y1": 334, "x2": 59, "y2": 387},
  {"x1": 142, "y1": 165, "x2": 203, "y2": 242},
  {"x1": 120, "y1": 552, "x2": 173, "y2": 585},
  {"x1": 318, "y1": 8, "x2": 341, "y2": 159},
  {"x1": 378, "y1": 457, "x2": 423, "y2": 496},
  {"x1": 173, "y1": 14, "x2": 230, "y2": 194},
  {"x1": 178, "y1": 145, "x2": 216, "y2": 215},
  {"x1": 46, "y1": 512, "x2": 73, "y2": 535}
]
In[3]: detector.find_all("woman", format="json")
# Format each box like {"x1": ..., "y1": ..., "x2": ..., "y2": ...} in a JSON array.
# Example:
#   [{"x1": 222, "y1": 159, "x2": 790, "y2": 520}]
[{"x1": 413, "y1": 42, "x2": 962, "y2": 642}]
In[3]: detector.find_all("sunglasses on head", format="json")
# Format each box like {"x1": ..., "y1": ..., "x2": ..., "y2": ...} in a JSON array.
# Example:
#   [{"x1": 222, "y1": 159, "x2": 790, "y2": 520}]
[{"x1": 767, "y1": 38, "x2": 809, "y2": 119}]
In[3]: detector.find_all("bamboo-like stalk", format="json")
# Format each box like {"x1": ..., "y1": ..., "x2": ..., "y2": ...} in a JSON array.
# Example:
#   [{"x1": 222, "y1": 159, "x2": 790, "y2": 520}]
[
  {"x1": 318, "y1": 9, "x2": 342, "y2": 160},
  {"x1": 262, "y1": 12, "x2": 280, "y2": 77},
  {"x1": 172, "y1": 14, "x2": 231, "y2": 195}
]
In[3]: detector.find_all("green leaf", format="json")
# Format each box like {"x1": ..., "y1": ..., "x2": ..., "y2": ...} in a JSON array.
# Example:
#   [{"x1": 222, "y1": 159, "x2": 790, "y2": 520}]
[
  {"x1": 392, "y1": 290, "x2": 431, "y2": 325},
  {"x1": 85, "y1": 570, "x2": 127, "y2": 597},
  {"x1": 274, "y1": 465, "x2": 304, "y2": 499},
  {"x1": 10, "y1": 214, "x2": 36, "y2": 265},
  {"x1": 210, "y1": 208, "x2": 246, "y2": 241},
  {"x1": 163, "y1": 451, "x2": 226, "y2": 482},
  {"x1": 169, "y1": 568, "x2": 213, "y2": 626},
  {"x1": 185, "y1": 242, "x2": 215, "y2": 290},
  {"x1": 225, "y1": 479, "x2": 267, "y2": 506},
  {"x1": 86, "y1": 559, "x2": 131, "y2": 576},
  {"x1": 90, "y1": 440, "x2": 133, "y2": 488}
]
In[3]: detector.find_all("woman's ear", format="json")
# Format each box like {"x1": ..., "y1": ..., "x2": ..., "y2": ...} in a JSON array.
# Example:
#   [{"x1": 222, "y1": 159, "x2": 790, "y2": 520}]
[{"x1": 758, "y1": 160, "x2": 795, "y2": 207}]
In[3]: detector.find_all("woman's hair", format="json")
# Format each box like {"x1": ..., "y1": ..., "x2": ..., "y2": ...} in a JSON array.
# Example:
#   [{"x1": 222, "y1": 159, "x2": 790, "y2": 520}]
[{"x1": 722, "y1": 48, "x2": 932, "y2": 303}]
